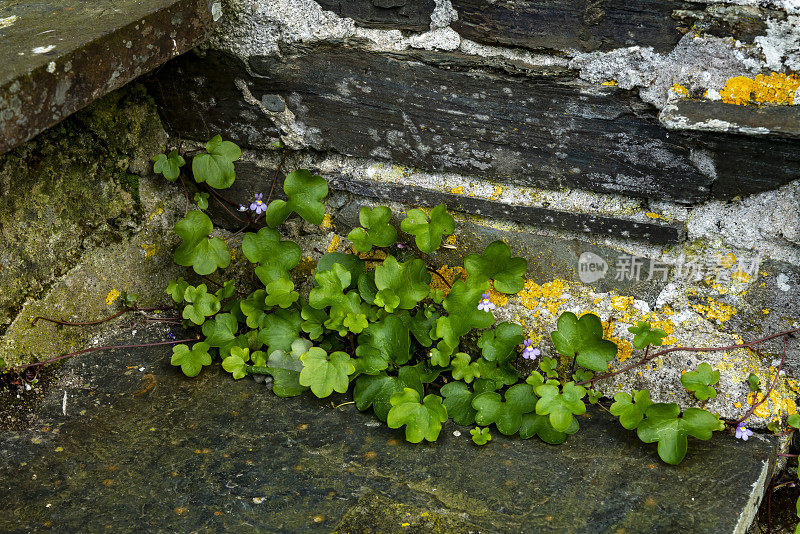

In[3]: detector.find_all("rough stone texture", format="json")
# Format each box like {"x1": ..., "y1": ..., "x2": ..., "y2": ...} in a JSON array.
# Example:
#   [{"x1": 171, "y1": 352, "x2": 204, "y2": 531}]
[
  {"x1": 313, "y1": 0, "x2": 435, "y2": 31},
  {"x1": 0, "y1": 84, "x2": 166, "y2": 339},
  {"x1": 451, "y1": 0, "x2": 689, "y2": 53},
  {"x1": 0, "y1": 325, "x2": 777, "y2": 532},
  {"x1": 661, "y1": 98, "x2": 800, "y2": 139},
  {"x1": 672, "y1": 5, "x2": 785, "y2": 43},
  {"x1": 145, "y1": 47, "x2": 800, "y2": 204},
  {"x1": 0, "y1": 0, "x2": 214, "y2": 155}
]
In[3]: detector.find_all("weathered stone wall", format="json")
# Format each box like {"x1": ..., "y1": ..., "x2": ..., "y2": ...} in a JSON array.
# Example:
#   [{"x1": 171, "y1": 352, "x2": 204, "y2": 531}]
[
  {"x1": 0, "y1": 84, "x2": 185, "y2": 367},
  {"x1": 143, "y1": 0, "x2": 800, "y2": 427}
]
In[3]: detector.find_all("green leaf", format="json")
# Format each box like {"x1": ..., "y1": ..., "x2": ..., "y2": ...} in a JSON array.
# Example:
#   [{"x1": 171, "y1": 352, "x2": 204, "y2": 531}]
[
  {"x1": 265, "y1": 339, "x2": 311, "y2": 397},
  {"x1": 535, "y1": 382, "x2": 587, "y2": 432},
  {"x1": 316, "y1": 253, "x2": 364, "y2": 291},
  {"x1": 550, "y1": 312, "x2": 618, "y2": 372},
  {"x1": 222, "y1": 346, "x2": 250, "y2": 379},
  {"x1": 471, "y1": 427, "x2": 492, "y2": 445},
  {"x1": 300, "y1": 301, "x2": 327, "y2": 340},
  {"x1": 408, "y1": 305, "x2": 438, "y2": 348},
  {"x1": 201, "y1": 312, "x2": 245, "y2": 357},
  {"x1": 355, "y1": 315, "x2": 411, "y2": 374},
  {"x1": 191, "y1": 135, "x2": 241, "y2": 189},
  {"x1": 464, "y1": 241, "x2": 527, "y2": 294},
  {"x1": 153, "y1": 150, "x2": 185, "y2": 181},
  {"x1": 182, "y1": 284, "x2": 221, "y2": 325},
  {"x1": 166, "y1": 278, "x2": 189, "y2": 303},
  {"x1": 472, "y1": 383, "x2": 538, "y2": 435},
  {"x1": 215, "y1": 280, "x2": 236, "y2": 300},
  {"x1": 347, "y1": 206, "x2": 398, "y2": 253},
  {"x1": 194, "y1": 192, "x2": 210, "y2": 210},
  {"x1": 170, "y1": 342, "x2": 212, "y2": 377},
  {"x1": 258, "y1": 309, "x2": 301, "y2": 353},
  {"x1": 627, "y1": 321, "x2": 667, "y2": 350},
  {"x1": 441, "y1": 379, "x2": 497, "y2": 426},
  {"x1": 240, "y1": 290, "x2": 268, "y2": 329},
  {"x1": 299, "y1": 347, "x2": 355, "y2": 398},
  {"x1": 680, "y1": 362, "x2": 720, "y2": 401},
  {"x1": 354, "y1": 367, "x2": 423, "y2": 422},
  {"x1": 400, "y1": 204, "x2": 455, "y2": 253},
  {"x1": 609, "y1": 390, "x2": 653, "y2": 430},
  {"x1": 451, "y1": 353, "x2": 481, "y2": 383},
  {"x1": 475, "y1": 357, "x2": 519, "y2": 386},
  {"x1": 748, "y1": 373, "x2": 761, "y2": 392},
  {"x1": 519, "y1": 413, "x2": 579, "y2": 444},
  {"x1": 373, "y1": 256, "x2": 430, "y2": 312},
  {"x1": 264, "y1": 169, "x2": 328, "y2": 226},
  {"x1": 637, "y1": 404, "x2": 721, "y2": 465},
  {"x1": 242, "y1": 227, "x2": 302, "y2": 284},
  {"x1": 265, "y1": 278, "x2": 299, "y2": 308},
  {"x1": 387, "y1": 388, "x2": 448, "y2": 443},
  {"x1": 539, "y1": 356, "x2": 559, "y2": 379},
  {"x1": 309, "y1": 263, "x2": 351, "y2": 310},
  {"x1": 435, "y1": 279, "x2": 493, "y2": 357},
  {"x1": 173, "y1": 210, "x2": 231, "y2": 275},
  {"x1": 478, "y1": 322, "x2": 524, "y2": 364}
]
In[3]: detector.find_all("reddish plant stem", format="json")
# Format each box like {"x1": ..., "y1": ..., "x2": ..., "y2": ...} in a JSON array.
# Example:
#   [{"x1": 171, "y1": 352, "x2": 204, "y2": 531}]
[
  {"x1": 8, "y1": 338, "x2": 195, "y2": 373},
  {"x1": 580, "y1": 327, "x2": 800, "y2": 387},
  {"x1": 32, "y1": 306, "x2": 174, "y2": 327},
  {"x1": 777, "y1": 453, "x2": 799, "y2": 458},
  {"x1": 266, "y1": 151, "x2": 287, "y2": 204},
  {"x1": 427, "y1": 267, "x2": 452, "y2": 289},
  {"x1": 205, "y1": 185, "x2": 248, "y2": 223},
  {"x1": 177, "y1": 173, "x2": 191, "y2": 215},
  {"x1": 734, "y1": 337, "x2": 790, "y2": 425}
]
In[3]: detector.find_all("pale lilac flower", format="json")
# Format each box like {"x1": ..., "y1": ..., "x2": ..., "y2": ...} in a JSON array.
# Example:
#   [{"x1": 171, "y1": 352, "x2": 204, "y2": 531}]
[
  {"x1": 250, "y1": 193, "x2": 266, "y2": 214},
  {"x1": 238, "y1": 204, "x2": 248, "y2": 212},
  {"x1": 522, "y1": 339, "x2": 540, "y2": 361},
  {"x1": 735, "y1": 423, "x2": 753, "y2": 441},
  {"x1": 477, "y1": 292, "x2": 496, "y2": 312}
]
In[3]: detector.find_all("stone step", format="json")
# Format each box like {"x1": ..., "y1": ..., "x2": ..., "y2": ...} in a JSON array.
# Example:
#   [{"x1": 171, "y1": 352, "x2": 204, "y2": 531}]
[
  {"x1": 0, "y1": 326, "x2": 776, "y2": 532},
  {"x1": 0, "y1": 0, "x2": 215, "y2": 155}
]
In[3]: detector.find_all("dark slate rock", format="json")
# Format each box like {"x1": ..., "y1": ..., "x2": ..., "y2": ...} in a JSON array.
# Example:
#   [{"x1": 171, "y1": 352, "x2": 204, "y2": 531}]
[
  {"x1": 314, "y1": 0, "x2": 435, "y2": 31},
  {"x1": 661, "y1": 99, "x2": 800, "y2": 140},
  {"x1": 672, "y1": 5, "x2": 783, "y2": 43},
  {"x1": 145, "y1": 47, "x2": 800, "y2": 204},
  {"x1": 451, "y1": 0, "x2": 689, "y2": 53},
  {"x1": 0, "y1": 0, "x2": 214, "y2": 155},
  {"x1": 328, "y1": 174, "x2": 684, "y2": 245},
  {"x1": 0, "y1": 325, "x2": 776, "y2": 532}
]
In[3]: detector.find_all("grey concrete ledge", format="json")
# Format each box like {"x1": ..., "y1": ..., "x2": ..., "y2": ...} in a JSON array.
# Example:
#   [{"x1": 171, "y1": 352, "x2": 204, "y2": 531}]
[{"x1": 0, "y1": 0, "x2": 215, "y2": 155}]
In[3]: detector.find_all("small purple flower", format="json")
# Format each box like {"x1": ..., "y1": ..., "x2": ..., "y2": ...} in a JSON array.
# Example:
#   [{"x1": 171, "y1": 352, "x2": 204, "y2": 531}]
[
  {"x1": 250, "y1": 193, "x2": 266, "y2": 214},
  {"x1": 238, "y1": 204, "x2": 248, "y2": 212},
  {"x1": 735, "y1": 423, "x2": 753, "y2": 441},
  {"x1": 166, "y1": 332, "x2": 176, "y2": 341},
  {"x1": 477, "y1": 292, "x2": 496, "y2": 312},
  {"x1": 522, "y1": 339, "x2": 540, "y2": 360}
]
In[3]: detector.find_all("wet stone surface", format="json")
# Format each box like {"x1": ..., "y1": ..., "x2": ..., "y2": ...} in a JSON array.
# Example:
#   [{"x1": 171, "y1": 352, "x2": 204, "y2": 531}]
[
  {"x1": 0, "y1": 326, "x2": 777, "y2": 532},
  {"x1": 0, "y1": 0, "x2": 214, "y2": 154}
]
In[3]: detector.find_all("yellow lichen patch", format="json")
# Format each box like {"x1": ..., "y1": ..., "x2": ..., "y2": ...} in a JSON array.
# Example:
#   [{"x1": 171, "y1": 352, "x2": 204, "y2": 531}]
[
  {"x1": 607, "y1": 330, "x2": 634, "y2": 363},
  {"x1": 326, "y1": 234, "x2": 341, "y2": 253},
  {"x1": 490, "y1": 186, "x2": 504, "y2": 200},
  {"x1": 148, "y1": 206, "x2": 164, "y2": 222},
  {"x1": 320, "y1": 213, "x2": 333, "y2": 230},
  {"x1": 747, "y1": 389, "x2": 798, "y2": 419},
  {"x1": 487, "y1": 285, "x2": 509, "y2": 307},
  {"x1": 645, "y1": 212, "x2": 662, "y2": 220},
  {"x1": 141, "y1": 243, "x2": 157, "y2": 258},
  {"x1": 731, "y1": 270, "x2": 752, "y2": 283},
  {"x1": 517, "y1": 279, "x2": 569, "y2": 316},
  {"x1": 429, "y1": 265, "x2": 465, "y2": 296},
  {"x1": 106, "y1": 289, "x2": 120, "y2": 306},
  {"x1": 611, "y1": 295, "x2": 634, "y2": 311},
  {"x1": 670, "y1": 84, "x2": 689, "y2": 97},
  {"x1": 721, "y1": 73, "x2": 800, "y2": 106},
  {"x1": 691, "y1": 297, "x2": 736, "y2": 324},
  {"x1": 445, "y1": 234, "x2": 457, "y2": 246},
  {"x1": 601, "y1": 80, "x2": 618, "y2": 86},
  {"x1": 450, "y1": 186, "x2": 465, "y2": 195},
  {"x1": 719, "y1": 253, "x2": 737, "y2": 269}
]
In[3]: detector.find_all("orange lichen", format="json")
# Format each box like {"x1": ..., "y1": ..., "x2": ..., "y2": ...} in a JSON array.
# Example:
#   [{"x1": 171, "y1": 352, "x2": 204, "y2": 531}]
[
  {"x1": 601, "y1": 80, "x2": 618, "y2": 86},
  {"x1": 518, "y1": 279, "x2": 568, "y2": 316},
  {"x1": 327, "y1": 234, "x2": 341, "y2": 253},
  {"x1": 429, "y1": 264, "x2": 465, "y2": 296},
  {"x1": 670, "y1": 84, "x2": 689, "y2": 97},
  {"x1": 450, "y1": 186, "x2": 465, "y2": 195},
  {"x1": 720, "y1": 73, "x2": 800, "y2": 106},
  {"x1": 691, "y1": 297, "x2": 737, "y2": 324}
]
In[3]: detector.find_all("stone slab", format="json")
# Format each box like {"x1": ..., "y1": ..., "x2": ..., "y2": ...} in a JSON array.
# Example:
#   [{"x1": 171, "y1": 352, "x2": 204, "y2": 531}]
[
  {"x1": 145, "y1": 47, "x2": 800, "y2": 203},
  {"x1": 672, "y1": 5, "x2": 784, "y2": 43},
  {"x1": 451, "y1": 0, "x2": 689, "y2": 53},
  {"x1": 0, "y1": 325, "x2": 776, "y2": 532},
  {"x1": 0, "y1": 0, "x2": 214, "y2": 155},
  {"x1": 661, "y1": 99, "x2": 800, "y2": 140},
  {"x1": 313, "y1": 0, "x2": 435, "y2": 31}
]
